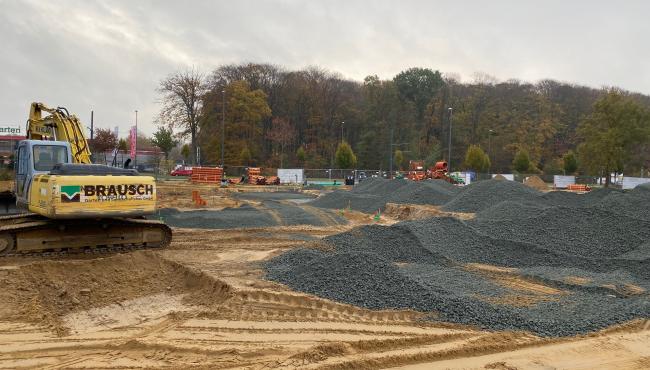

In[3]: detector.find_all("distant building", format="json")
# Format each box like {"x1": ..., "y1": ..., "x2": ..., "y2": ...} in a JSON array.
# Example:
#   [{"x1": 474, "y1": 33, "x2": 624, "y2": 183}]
[{"x1": 0, "y1": 124, "x2": 25, "y2": 164}]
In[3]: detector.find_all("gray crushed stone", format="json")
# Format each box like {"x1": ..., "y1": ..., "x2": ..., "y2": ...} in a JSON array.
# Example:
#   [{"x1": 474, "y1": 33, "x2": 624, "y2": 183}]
[
  {"x1": 442, "y1": 179, "x2": 542, "y2": 212},
  {"x1": 265, "y1": 181, "x2": 650, "y2": 336},
  {"x1": 232, "y1": 191, "x2": 317, "y2": 201},
  {"x1": 310, "y1": 178, "x2": 459, "y2": 213},
  {"x1": 156, "y1": 200, "x2": 347, "y2": 229}
]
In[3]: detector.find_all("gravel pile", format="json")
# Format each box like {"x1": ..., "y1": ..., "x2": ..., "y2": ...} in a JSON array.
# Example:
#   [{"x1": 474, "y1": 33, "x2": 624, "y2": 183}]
[
  {"x1": 475, "y1": 200, "x2": 549, "y2": 221},
  {"x1": 442, "y1": 179, "x2": 542, "y2": 212},
  {"x1": 471, "y1": 206, "x2": 650, "y2": 259},
  {"x1": 157, "y1": 200, "x2": 347, "y2": 229},
  {"x1": 158, "y1": 206, "x2": 278, "y2": 229},
  {"x1": 310, "y1": 178, "x2": 459, "y2": 213},
  {"x1": 232, "y1": 191, "x2": 316, "y2": 201},
  {"x1": 266, "y1": 182, "x2": 650, "y2": 336},
  {"x1": 596, "y1": 184, "x2": 650, "y2": 220},
  {"x1": 541, "y1": 188, "x2": 620, "y2": 207}
]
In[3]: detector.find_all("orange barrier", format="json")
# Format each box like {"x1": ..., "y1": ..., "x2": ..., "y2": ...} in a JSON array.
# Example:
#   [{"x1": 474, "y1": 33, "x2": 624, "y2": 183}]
[
  {"x1": 191, "y1": 190, "x2": 207, "y2": 206},
  {"x1": 191, "y1": 167, "x2": 223, "y2": 184},
  {"x1": 567, "y1": 184, "x2": 590, "y2": 192}
]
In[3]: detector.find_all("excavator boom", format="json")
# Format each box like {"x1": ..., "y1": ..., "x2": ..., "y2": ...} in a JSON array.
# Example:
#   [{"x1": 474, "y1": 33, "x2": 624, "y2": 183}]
[{"x1": 28, "y1": 102, "x2": 92, "y2": 164}]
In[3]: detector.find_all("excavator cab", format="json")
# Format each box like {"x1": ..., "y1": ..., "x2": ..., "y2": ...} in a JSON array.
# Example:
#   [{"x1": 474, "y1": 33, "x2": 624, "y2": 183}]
[{"x1": 15, "y1": 140, "x2": 72, "y2": 209}]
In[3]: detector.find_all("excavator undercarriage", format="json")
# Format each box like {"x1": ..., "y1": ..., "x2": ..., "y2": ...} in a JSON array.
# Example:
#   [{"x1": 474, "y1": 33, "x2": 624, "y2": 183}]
[{"x1": 0, "y1": 213, "x2": 171, "y2": 257}]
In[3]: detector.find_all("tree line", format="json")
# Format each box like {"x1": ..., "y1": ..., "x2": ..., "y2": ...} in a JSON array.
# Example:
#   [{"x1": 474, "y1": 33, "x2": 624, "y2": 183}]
[{"x1": 155, "y1": 63, "x2": 650, "y2": 178}]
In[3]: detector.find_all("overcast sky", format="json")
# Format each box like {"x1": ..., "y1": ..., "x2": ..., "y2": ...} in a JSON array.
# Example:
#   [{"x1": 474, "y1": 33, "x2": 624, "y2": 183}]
[{"x1": 1, "y1": 0, "x2": 648, "y2": 136}]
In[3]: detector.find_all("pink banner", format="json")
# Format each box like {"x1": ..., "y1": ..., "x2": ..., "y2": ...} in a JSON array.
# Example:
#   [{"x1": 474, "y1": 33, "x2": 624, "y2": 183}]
[{"x1": 130, "y1": 126, "x2": 136, "y2": 159}]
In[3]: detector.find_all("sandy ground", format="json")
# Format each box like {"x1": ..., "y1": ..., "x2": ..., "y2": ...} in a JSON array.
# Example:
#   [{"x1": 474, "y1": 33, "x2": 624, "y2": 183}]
[{"x1": 0, "y1": 182, "x2": 648, "y2": 369}]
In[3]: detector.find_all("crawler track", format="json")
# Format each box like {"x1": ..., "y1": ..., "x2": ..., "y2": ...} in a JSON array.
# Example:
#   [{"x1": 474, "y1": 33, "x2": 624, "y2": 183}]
[{"x1": 0, "y1": 213, "x2": 172, "y2": 258}]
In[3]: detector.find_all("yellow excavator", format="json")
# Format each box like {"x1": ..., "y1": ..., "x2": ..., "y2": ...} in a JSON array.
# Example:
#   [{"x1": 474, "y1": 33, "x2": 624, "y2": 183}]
[{"x1": 0, "y1": 102, "x2": 171, "y2": 256}]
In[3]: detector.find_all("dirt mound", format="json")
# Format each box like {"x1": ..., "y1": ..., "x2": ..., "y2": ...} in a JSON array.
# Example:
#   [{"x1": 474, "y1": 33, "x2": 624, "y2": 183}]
[
  {"x1": 493, "y1": 174, "x2": 507, "y2": 180},
  {"x1": 0, "y1": 251, "x2": 231, "y2": 335},
  {"x1": 443, "y1": 179, "x2": 542, "y2": 213},
  {"x1": 523, "y1": 175, "x2": 547, "y2": 191}
]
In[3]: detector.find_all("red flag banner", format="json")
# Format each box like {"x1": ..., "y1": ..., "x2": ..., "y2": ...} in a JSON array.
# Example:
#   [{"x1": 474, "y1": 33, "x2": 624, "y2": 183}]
[{"x1": 130, "y1": 126, "x2": 136, "y2": 159}]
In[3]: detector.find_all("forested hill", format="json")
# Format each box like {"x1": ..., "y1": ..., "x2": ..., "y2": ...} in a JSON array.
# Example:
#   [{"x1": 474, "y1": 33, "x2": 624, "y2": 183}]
[{"x1": 161, "y1": 63, "x2": 650, "y2": 174}]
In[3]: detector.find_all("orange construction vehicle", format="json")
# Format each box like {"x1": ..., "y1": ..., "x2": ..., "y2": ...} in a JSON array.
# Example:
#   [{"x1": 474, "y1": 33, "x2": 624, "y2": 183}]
[
  {"x1": 427, "y1": 161, "x2": 464, "y2": 184},
  {"x1": 408, "y1": 160, "x2": 426, "y2": 181}
]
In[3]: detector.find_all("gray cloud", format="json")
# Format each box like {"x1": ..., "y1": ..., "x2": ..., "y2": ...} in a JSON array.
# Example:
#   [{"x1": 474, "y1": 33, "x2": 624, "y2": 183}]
[{"x1": 1, "y1": 0, "x2": 648, "y2": 136}]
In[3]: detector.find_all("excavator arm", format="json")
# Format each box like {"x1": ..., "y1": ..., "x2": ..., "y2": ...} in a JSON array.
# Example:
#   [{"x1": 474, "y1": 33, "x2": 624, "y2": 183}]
[{"x1": 27, "y1": 102, "x2": 92, "y2": 164}]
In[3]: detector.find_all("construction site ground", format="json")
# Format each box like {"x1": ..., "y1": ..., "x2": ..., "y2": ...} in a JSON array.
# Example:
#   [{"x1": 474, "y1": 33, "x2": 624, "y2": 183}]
[{"x1": 0, "y1": 180, "x2": 648, "y2": 369}]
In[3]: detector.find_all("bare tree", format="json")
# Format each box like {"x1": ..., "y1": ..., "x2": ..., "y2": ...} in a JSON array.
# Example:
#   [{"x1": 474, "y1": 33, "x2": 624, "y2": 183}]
[{"x1": 157, "y1": 68, "x2": 205, "y2": 164}]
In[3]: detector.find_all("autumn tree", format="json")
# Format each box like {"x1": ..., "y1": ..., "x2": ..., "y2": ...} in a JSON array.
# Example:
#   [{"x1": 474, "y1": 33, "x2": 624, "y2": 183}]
[
  {"x1": 394, "y1": 150, "x2": 404, "y2": 171},
  {"x1": 512, "y1": 149, "x2": 531, "y2": 173},
  {"x1": 117, "y1": 138, "x2": 128, "y2": 152},
  {"x1": 464, "y1": 145, "x2": 490, "y2": 172},
  {"x1": 563, "y1": 151, "x2": 578, "y2": 174},
  {"x1": 89, "y1": 128, "x2": 117, "y2": 157},
  {"x1": 296, "y1": 146, "x2": 306, "y2": 165},
  {"x1": 181, "y1": 144, "x2": 190, "y2": 163},
  {"x1": 200, "y1": 80, "x2": 271, "y2": 165},
  {"x1": 157, "y1": 68, "x2": 205, "y2": 164},
  {"x1": 151, "y1": 126, "x2": 178, "y2": 159},
  {"x1": 154, "y1": 63, "x2": 650, "y2": 172},
  {"x1": 266, "y1": 117, "x2": 296, "y2": 168},
  {"x1": 578, "y1": 91, "x2": 650, "y2": 186},
  {"x1": 335, "y1": 141, "x2": 357, "y2": 169}
]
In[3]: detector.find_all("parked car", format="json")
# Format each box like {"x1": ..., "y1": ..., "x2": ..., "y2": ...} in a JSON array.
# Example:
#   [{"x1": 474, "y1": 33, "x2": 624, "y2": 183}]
[{"x1": 170, "y1": 167, "x2": 192, "y2": 176}]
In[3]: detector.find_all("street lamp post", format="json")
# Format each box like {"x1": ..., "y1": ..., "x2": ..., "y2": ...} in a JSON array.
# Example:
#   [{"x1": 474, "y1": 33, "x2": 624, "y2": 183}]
[
  {"x1": 447, "y1": 107, "x2": 453, "y2": 172},
  {"x1": 488, "y1": 129, "x2": 495, "y2": 174},
  {"x1": 388, "y1": 125, "x2": 409, "y2": 179},
  {"x1": 221, "y1": 90, "x2": 225, "y2": 168}
]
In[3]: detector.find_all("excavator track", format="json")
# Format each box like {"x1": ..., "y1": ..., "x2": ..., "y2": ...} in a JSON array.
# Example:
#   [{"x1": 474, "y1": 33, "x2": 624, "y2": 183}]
[{"x1": 0, "y1": 213, "x2": 172, "y2": 258}]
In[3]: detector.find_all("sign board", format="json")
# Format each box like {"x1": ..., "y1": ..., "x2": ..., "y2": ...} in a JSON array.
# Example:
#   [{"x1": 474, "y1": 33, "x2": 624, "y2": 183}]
[
  {"x1": 622, "y1": 177, "x2": 650, "y2": 190},
  {"x1": 492, "y1": 174, "x2": 514, "y2": 181},
  {"x1": 0, "y1": 124, "x2": 24, "y2": 139},
  {"x1": 553, "y1": 175, "x2": 575, "y2": 189},
  {"x1": 278, "y1": 169, "x2": 304, "y2": 184},
  {"x1": 129, "y1": 126, "x2": 136, "y2": 159}
]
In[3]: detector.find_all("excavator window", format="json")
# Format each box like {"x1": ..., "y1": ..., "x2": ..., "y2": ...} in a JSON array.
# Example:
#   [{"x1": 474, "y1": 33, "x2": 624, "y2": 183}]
[
  {"x1": 33, "y1": 145, "x2": 68, "y2": 171},
  {"x1": 17, "y1": 146, "x2": 27, "y2": 175}
]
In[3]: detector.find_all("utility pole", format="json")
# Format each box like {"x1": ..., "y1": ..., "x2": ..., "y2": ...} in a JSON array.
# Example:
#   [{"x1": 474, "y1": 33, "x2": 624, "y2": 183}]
[
  {"x1": 134, "y1": 110, "x2": 138, "y2": 168},
  {"x1": 447, "y1": 107, "x2": 453, "y2": 172},
  {"x1": 341, "y1": 121, "x2": 345, "y2": 143},
  {"x1": 221, "y1": 90, "x2": 225, "y2": 168},
  {"x1": 389, "y1": 125, "x2": 393, "y2": 178},
  {"x1": 90, "y1": 110, "x2": 94, "y2": 140}
]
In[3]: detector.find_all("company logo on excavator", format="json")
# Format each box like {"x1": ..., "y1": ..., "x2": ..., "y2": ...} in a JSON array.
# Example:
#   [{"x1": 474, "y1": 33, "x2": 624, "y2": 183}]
[
  {"x1": 83, "y1": 184, "x2": 154, "y2": 197},
  {"x1": 59, "y1": 184, "x2": 154, "y2": 202},
  {"x1": 60, "y1": 185, "x2": 81, "y2": 202}
]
